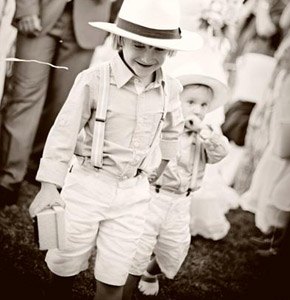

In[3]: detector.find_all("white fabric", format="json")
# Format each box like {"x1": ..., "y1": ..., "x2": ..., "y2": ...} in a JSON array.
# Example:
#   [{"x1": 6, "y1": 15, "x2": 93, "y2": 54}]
[
  {"x1": 45, "y1": 157, "x2": 151, "y2": 286},
  {"x1": 130, "y1": 188, "x2": 191, "y2": 279}
]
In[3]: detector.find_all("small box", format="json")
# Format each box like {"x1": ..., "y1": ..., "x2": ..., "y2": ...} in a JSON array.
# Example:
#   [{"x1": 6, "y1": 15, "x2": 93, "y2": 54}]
[{"x1": 34, "y1": 206, "x2": 66, "y2": 250}]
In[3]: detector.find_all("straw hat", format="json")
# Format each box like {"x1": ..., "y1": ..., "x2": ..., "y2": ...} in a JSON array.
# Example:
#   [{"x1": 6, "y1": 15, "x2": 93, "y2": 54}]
[
  {"x1": 168, "y1": 48, "x2": 229, "y2": 112},
  {"x1": 89, "y1": 0, "x2": 203, "y2": 51},
  {"x1": 232, "y1": 53, "x2": 276, "y2": 103}
]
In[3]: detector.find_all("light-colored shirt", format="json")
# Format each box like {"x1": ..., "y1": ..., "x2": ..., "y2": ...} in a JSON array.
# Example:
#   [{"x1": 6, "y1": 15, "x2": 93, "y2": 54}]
[
  {"x1": 155, "y1": 129, "x2": 229, "y2": 194},
  {"x1": 36, "y1": 53, "x2": 184, "y2": 187}
]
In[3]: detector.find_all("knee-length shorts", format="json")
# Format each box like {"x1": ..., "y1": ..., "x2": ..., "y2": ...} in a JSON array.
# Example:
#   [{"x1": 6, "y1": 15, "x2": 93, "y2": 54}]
[
  {"x1": 130, "y1": 188, "x2": 191, "y2": 279},
  {"x1": 45, "y1": 160, "x2": 151, "y2": 286}
]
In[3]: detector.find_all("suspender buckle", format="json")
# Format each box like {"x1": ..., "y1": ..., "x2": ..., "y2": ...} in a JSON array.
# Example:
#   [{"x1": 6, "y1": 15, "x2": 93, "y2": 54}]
[
  {"x1": 155, "y1": 185, "x2": 161, "y2": 193},
  {"x1": 95, "y1": 117, "x2": 106, "y2": 123}
]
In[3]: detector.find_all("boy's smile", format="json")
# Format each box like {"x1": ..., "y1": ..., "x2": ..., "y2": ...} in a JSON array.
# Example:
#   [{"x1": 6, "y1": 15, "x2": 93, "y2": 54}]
[{"x1": 122, "y1": 38, "x2": 170, "y2": 83}]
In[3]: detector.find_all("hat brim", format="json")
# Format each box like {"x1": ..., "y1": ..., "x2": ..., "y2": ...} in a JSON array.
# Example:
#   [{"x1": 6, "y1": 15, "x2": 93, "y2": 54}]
[
  {"x1": 89, "y1": 22, "x2": 203, "y2": 51},
  {"x1": 178, "y1": 74, "x2": 229, "y2": 112}
]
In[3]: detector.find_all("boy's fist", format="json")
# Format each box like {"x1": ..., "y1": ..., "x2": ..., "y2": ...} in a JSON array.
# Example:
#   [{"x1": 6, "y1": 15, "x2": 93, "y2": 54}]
[{"x1": 29, "y1": 182, "x2": 65, "y2": 218}]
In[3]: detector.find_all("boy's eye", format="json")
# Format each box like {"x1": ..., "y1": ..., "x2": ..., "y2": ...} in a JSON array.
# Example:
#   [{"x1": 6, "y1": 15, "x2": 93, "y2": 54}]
[
  {"x1": 188, "y1": 100, "x2": 195, "y2": 105},
  {"x1": 134, "y1": 44, "x2": 145, "y2": 49},
  {"x1": 202, "y1": 103, "x2": 208, "y2": 107},
  {"x1": 155, "y1": 47, "x2": 166, "y2": 52}
]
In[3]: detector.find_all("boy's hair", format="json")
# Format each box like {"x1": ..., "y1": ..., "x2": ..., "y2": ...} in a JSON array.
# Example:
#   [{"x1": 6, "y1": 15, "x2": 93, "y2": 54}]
[
  {"x1": 110, "y1": 34, "x2": 177, "y2": 57},
  {"x1": 183, "y1": 83, "x2": 214, "y2": 99}
]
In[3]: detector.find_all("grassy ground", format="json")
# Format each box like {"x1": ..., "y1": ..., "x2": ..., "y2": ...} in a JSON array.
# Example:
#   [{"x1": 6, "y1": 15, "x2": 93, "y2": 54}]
[{"x1": 0, "y1": 181, "x2": 285, "y2": 300}]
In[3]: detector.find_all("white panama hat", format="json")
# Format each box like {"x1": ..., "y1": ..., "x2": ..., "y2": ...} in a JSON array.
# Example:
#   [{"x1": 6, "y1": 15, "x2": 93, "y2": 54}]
[
  {"x1": 89, "y1": 0, "x2": 203, "y2": 51},
  {"x1": 169, "y1": 48, "x2": 230, "y2": 112},
  {"x1": 178, "y1": 73, "x2": 229, "y2": 112}
]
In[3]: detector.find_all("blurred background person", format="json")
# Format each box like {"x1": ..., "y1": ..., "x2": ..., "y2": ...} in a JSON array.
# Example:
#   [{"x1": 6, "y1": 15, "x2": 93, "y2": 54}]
[
  {"x1": 0, "y1": 0, "x2": 118, "y2": 207},
  {"x1": 238, "y1": 4, "x2": 290, "y2": 255},
  {"x1": 0, "y1": 0, "x2": 16, "y2": 104}
]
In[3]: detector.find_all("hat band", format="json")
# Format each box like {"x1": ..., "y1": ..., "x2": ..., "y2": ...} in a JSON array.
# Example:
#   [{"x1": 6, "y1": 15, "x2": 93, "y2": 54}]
[{"x1": 117, "y1": 18, "x2": 181, "y2": 40}]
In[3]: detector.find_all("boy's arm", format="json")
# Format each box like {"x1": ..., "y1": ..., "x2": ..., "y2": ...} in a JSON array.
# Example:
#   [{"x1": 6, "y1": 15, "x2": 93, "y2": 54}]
[
  {"x1": 200, "y1": 127, "x2": 230, "y2": 163},
  {"x1": 159, "y1": 79, "x2": 184, "y2": 161},
  {"x1": 36, "y1": 71, "x2": 93, "y2": 189}
]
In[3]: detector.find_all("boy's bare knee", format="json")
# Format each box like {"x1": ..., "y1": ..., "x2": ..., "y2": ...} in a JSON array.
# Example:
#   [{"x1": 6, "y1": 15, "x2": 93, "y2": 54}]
[{"x1": 95, "y1": 280, "x2": 123, "y2": 300}]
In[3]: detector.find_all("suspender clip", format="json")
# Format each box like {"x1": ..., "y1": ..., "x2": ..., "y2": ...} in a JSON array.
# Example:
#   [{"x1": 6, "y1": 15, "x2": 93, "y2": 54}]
[
  {"x1": 95, "y1": 117, "x2": 106, "y2": 123},
  {"x1": 155, "y1": 185, "x2": 161, "y2": 193},
  {"x1": 186, "y1": 188, "x2": 192, "y2": 197}
]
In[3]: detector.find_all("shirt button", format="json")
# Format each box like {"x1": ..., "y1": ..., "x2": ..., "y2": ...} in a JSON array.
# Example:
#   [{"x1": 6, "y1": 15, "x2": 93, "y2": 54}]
[
  {"x1": 122, "y1": 175, "x2": 128, "y2": 180},
  {"x1": 134, "y1": 141, "x2": 140, "y2": 147}
]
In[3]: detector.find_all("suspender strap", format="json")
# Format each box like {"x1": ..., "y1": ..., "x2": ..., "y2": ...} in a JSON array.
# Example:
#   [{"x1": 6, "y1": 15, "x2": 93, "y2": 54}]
[
  {"x1": 139, "y1": 83, "x2": 169, "y2": 170},
  {"x1": 91, "y1": 63, "x2": 110, "y2": 168},
  {"x1": 188, "y1": 137, "x2": 202, "y2": 194}
]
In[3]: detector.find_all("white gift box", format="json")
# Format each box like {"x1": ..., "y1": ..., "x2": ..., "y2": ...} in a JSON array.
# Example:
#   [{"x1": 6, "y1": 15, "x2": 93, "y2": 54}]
[{"x1": 35, "y1": 206, "x2": 66, "y2": 250}]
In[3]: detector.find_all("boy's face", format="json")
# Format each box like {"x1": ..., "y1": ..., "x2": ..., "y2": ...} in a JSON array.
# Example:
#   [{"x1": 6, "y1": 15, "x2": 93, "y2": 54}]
[
  {"x1": 122, "y1": 38, "x2": 170, "y2": 80},
  {"x1": 181, "y1": 85, "x2": 213, "y2": 121}
]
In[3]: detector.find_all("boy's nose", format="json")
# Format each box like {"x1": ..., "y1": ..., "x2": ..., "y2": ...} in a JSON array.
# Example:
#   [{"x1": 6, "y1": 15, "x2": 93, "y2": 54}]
[
  {"x1": 192, "y1": 104, "x2": 202, "y2": 114},
  {"x1": 142, "y1": 49, "x2": 155, "y2": 64}
]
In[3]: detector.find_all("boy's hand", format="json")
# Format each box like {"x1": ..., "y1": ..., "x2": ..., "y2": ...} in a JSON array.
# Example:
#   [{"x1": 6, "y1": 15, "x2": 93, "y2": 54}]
[
  {"x1": 29, "y1": 182, "x2": 65, "y2": 218},
  {"x1": 17, "y1": 14, "x2": 42, "y2": 36},
  {"x1": 148, "y1": 170, "x2": 158, "y2": 184},
  {"x1": 200, "y1": 130, "x2": 221, "y2": 151}
]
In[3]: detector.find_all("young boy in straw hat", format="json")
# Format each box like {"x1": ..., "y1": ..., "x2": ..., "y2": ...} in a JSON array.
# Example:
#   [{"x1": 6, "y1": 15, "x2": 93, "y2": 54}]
[
  {"x1": 28, "y1": 0, "x2": 202, "y2": 299},
  {"x1": 123, "y1": 63, "x2": 230, "y2": 299}
]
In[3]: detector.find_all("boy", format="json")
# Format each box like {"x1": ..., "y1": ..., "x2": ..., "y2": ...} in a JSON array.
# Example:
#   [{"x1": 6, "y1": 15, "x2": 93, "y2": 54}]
[
  {"x1": 28, "y1": 0, "x2": 202, "y2": 299},
  {"x1": 124, "y1": 64, "x2": 230, "y2": 299}
]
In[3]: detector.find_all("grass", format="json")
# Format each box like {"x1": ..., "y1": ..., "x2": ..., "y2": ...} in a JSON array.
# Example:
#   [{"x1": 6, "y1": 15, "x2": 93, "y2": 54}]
[{"x1": 0, "y1": 181, "x2": 286, "y2": 300}]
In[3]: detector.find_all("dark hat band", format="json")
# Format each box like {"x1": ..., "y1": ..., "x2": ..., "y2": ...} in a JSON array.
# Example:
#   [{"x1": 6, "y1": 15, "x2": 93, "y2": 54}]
[{"x1": 116, "y1": 18, "x2": 181, "y2": 40}]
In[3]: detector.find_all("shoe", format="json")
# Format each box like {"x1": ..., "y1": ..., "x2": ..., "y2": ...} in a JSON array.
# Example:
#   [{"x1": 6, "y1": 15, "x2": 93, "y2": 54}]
[
  {"x1": 250, "y1": 236, "x2": 272, "y2": 248},
  {"x1": 256, "y1": 247, "x2": 278, "y2": 257},
  {"x1": 138, "y1": 273, "x2": 159, "y2": 296},
  {"x1": 0, "y1": 185, "x2": 19, "y2": 208}
]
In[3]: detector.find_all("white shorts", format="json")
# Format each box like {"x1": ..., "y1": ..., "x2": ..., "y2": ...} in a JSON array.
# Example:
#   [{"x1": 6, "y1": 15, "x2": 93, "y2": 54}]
[
  {"x1": 45, "y1": 159, "x2": 151, "y2": 286},
  {"x1": 130, "y1": 188, "x2": 191, "y2": 279}
]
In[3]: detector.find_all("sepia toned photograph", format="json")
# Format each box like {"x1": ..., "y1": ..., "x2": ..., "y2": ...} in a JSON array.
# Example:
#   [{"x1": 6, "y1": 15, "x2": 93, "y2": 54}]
[{"x1": 0, "y1": 0, "x2": 289, "y2": 299}]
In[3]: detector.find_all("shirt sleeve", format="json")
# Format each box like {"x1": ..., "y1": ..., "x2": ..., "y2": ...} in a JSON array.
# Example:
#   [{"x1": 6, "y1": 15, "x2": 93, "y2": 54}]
[
  {"x1": 36, "y1": 70, "x2": 94, "y2": 187},
  {"x1": 203, "y1": 131, "x2": 230, "y2": 164},
  {"x1": 159, "y1": 78, "x2": 184, "y2": 160}
]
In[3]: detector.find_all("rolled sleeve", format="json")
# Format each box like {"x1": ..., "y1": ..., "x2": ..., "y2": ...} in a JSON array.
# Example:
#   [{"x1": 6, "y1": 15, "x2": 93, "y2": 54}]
[
  {"x1": 160, "y1": 78, "x2": 184, "y2": 160},
  {"x1": 205, "y1": 134, "x2": 230, "y2": 164},
  {"x1": 36, "y1": 70, "x2": 94, "y2": 187}
]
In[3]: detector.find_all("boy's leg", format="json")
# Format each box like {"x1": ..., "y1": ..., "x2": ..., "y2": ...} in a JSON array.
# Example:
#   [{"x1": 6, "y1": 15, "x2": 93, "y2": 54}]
[
  {"x1": 122, "y1": 274, "x2": 140, "y2": 300},
  {"x1": 147, "y1": 257, "x2": 162, "y2": 275},
  {"x1": 94, "y1": 281, "x2": 123, "y2": 300},
  {"x1": 47, "y1": 273, "x2": 75, "y2": 300},
  {"x1": 137, "y1": 257, "x2": 161, "y2": 297}
]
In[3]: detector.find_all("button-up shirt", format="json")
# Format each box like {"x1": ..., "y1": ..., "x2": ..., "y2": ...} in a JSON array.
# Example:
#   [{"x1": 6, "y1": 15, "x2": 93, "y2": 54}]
[
  {"x1": 36, "y1": 53, "x2": 184, "y2": 187},
  {"x1": 155, "y1": 130, "x2": 229, "y2": 194}
]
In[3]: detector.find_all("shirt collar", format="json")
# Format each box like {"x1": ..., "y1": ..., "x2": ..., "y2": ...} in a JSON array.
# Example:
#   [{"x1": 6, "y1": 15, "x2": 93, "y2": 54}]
[
  {"x1": 111, "y1": 52, "x2": 134, "y2": 88},
  {"x1": 110, "y1": 52, "x2": 165, "y2": 89}
]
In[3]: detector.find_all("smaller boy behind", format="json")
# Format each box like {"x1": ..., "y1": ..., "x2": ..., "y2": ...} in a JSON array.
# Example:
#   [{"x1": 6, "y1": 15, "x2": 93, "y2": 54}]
[{"x1": 124, "y1": 63, "x2": 230, "y2": 298}]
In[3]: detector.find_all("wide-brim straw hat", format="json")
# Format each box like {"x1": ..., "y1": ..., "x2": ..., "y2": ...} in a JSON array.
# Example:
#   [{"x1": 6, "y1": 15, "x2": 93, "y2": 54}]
[
  {"x1": 178, "y1": 74, "x2": 228, "y2": 112},
  {"x1": 167, "y1": 47, "x2": 229, "y2": 112},
  {"x1": 89, "y1": 0, "x2": 203, "y2": 51}
]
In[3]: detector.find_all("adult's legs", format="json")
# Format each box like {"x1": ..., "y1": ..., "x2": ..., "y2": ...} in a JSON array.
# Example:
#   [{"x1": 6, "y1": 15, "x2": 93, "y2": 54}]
[
  {"x1": 27, "y1": 19, "x2": 94, "y2": 178},
  {"x1": 0, "y1": 33, "x2": 56, "y2": 193}
]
